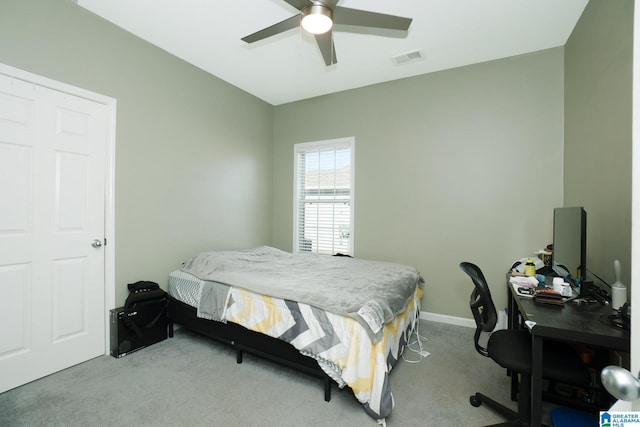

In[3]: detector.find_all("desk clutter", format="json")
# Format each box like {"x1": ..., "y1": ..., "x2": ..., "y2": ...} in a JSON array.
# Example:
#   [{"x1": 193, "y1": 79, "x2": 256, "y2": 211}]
[
  {"x1": 603, "y1": 302, "x2": 631, "y2": 331},
  {"x1": 509, "y1": 272, "x2": 612, "y2": 307},
  {"x1": 509, "y1": 271, "x2": 631, "y2": 335},
  {"x1": 509, "y1": 275, "x2": 575, "y2": 306},
  {"x1": 511, "y1": 248, "x2": 630, "y2": 313},
  {"x1": 533, "y1": 288, "x2": 565, "y2": 306}
]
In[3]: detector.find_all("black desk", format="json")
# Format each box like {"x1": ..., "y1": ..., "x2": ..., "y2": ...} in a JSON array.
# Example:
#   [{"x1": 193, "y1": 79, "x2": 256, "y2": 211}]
[{"x1": 507, "y1": 280, "x2": 630, "y2": 427}]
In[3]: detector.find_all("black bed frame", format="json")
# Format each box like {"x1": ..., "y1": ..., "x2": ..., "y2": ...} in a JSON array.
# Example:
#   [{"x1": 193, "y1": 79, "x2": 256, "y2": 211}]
[{"x1": 168, "y1": 295, "x2": 333, "y2": 401}]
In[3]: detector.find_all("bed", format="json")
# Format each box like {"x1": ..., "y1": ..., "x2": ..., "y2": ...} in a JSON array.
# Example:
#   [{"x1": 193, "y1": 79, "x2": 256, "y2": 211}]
[{"x1": 167, "y1": 246, "x2": 424, "y2": 424}]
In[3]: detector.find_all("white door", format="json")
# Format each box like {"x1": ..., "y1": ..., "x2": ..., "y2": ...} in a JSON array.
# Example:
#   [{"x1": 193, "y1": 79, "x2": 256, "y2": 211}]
[{"x1": 0, "y1": 73, "x2": 108, "y2": 392}]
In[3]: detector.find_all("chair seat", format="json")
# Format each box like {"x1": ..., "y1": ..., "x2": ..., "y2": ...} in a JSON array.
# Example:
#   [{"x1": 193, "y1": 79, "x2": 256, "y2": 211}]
[{"x1": 488, "y1": 329, "x2": 592, "y2": 387}]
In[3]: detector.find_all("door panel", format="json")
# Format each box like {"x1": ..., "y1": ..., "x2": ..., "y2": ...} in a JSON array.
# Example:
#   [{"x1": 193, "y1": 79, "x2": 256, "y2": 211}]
[
  {"x1": 0, "y1": 263, "x2": 31, "y2": 357},
  {"x1": 56, "y1": 152, "x2": 88, "y2": 231},
  {"x1": 52, "y1": 257, "x2": 87, "y2": 341},
  {"x1": 0, "y1": 142, "x2": 31, "y2": 232},
  {"x1": 0, "y1": 75, "x2": 107, "y2": 392}
]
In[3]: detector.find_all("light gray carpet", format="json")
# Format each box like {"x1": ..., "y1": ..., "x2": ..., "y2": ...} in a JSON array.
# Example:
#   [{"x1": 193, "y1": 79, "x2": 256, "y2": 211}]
[{"x1": 0, "y1": 321, "x2": 547, "y2": 426}]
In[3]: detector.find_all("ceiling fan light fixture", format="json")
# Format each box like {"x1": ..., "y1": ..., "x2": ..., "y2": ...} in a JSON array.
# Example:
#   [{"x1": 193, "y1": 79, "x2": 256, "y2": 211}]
[{"x1": 301, "y1": 5, "x2": 333, "y2": 35}]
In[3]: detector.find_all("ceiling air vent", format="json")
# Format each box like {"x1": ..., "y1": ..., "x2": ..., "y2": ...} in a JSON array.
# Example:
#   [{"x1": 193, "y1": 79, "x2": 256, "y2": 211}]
[{"x1": 391, "y1": 50, "x2": 424, "y2": 65}]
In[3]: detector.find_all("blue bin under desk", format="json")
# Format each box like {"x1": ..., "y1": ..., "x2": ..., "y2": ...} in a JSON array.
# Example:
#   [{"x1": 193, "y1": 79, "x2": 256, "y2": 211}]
[{"x1": 550, "y1": 407, "x2": 597, "y2": 427}]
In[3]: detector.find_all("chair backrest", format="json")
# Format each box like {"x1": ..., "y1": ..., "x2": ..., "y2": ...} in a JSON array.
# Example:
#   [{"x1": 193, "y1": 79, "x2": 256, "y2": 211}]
[{"x1": 459, "y1": 262, "x2": 498, "y2": 357}]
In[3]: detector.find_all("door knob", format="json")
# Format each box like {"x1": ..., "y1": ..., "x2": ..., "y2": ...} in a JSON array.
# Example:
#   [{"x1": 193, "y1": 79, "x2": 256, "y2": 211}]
[
  {"x1": 601, "y1": 365, "x2": 640, "y2": 401},
  {"x1": 91, "y1": 239, "x2": 103, "y2": 248}
]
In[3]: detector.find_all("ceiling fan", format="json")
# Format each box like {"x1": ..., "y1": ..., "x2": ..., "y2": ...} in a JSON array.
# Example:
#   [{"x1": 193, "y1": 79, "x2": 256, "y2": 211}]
[{"x1": 241, "y1": 0, "x2": 413, "y2": 66}]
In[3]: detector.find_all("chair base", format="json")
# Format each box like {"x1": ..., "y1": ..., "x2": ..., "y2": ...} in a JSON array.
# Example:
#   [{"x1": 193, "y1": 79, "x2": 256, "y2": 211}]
[
  {"x1": 470, "y1": 388, "x2": 548, "y2": 427},
  {"x1": 470, "y1": 392, "x2": 526, "y2": 426}
]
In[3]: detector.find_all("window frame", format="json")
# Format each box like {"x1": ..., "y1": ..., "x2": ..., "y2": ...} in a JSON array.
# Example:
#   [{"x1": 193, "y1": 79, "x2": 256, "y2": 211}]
[{"x1": 292, "y1": 137, "x2": 355, "y2": 255}]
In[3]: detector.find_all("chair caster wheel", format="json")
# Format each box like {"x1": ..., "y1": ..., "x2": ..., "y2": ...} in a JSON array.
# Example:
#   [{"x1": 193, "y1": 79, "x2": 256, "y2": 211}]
[{"x1": 470, "y1": 394, "x2": 482, "y2": 407}]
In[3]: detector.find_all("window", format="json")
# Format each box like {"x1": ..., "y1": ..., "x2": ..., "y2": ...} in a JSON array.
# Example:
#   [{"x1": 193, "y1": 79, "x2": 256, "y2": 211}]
[{"x1": 294, "y1": 137, "x2": 354, "y2": 255}]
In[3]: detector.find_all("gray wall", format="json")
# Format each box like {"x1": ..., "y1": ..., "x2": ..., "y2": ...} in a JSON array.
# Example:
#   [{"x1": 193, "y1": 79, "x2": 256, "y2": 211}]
[
  {"x1": 564, "y1": 0, "x2": 633, "y2": 290},
  {"x1": 273, "y1": 49, "x2": 566, "y2": 317},
  {"x1": 0, "y1": 0, "x2": 274, "y2": 306},
  {"x1": 1, "y1": 0, "x2": 631, "y2": 319}
]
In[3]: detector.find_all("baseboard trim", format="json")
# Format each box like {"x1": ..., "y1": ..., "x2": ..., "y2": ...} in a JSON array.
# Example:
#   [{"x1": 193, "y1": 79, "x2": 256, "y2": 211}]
[{"x1": 420, "y1": 311, "x2": 475, "y2": 328}]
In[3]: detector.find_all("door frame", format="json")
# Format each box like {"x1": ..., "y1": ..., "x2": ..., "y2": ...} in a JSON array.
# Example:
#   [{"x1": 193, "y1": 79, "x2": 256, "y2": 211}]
[
  {"x1": 0, "y1": 62, "x2": 117, "y2": 354},
  {"x1": 631, "y1": 0, "x2": 639, "y2": 408}
]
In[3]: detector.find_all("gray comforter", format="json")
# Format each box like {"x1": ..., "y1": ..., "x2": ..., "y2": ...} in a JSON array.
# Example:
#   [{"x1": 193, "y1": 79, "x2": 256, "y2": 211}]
[{"x1": 180, "y1": 246, "x2": 424, "y2": 342}]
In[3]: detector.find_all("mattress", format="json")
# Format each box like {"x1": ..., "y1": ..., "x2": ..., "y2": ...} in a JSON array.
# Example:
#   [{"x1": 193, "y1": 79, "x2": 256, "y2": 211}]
[
  {"x1": 168, "y1": 269, "x2": 422, "y2": 422},
  {"x1": 180, "y1": 246, "x2": 422, "y2": 342},
  {"x1": 168, "y1": 269, "x2": 204, "y2": 308}
]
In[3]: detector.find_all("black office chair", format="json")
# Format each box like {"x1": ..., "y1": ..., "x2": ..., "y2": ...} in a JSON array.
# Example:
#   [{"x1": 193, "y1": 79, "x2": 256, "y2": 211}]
[{"x1": 459, "y1": 262, "x2": 592, "y2": 426}]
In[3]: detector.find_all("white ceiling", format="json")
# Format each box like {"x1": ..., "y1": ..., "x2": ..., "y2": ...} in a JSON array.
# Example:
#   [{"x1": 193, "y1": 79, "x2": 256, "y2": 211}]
[{"x1": 76, "y1": 0, "x2": 589, "y2": 106}]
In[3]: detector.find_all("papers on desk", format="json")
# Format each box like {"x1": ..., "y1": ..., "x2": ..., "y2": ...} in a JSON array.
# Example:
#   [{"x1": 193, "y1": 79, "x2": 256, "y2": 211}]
[
  {"x1": 511, "y1": 276, "x2": 538, "y2": 298},
  {"x1": 509, "y1": 276, "x2": 539, "y2": 287}
]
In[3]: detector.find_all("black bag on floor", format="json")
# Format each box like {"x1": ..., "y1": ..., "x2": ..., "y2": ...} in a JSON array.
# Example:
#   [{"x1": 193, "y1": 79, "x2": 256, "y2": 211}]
[{"x1": 110, "y1": 281, "x2": 168, "y2": 358}]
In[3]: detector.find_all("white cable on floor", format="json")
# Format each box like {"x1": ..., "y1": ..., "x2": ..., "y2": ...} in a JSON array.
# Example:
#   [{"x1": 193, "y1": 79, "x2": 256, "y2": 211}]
[{"x1": 401, "y1": 320, "x2": 430, "y2": 363}]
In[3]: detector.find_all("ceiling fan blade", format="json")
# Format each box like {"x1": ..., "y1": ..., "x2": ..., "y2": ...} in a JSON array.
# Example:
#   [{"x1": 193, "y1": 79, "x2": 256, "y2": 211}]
[
  {"x1": 241, "y1": 15, "x2": 300, "y2": 43},
  {"x1": 314, "y1": 31, "x2": 337, "y2": 66},
  {"x1": 283, "y1": 0, "x2": 313, "y2": 12},
  {"x1": 333, "y1": 6, "x2": 412, "y2": 31}
]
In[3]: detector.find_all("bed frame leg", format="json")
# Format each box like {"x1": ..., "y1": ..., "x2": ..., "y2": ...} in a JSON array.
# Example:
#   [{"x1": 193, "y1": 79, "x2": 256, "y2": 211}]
[
  {"x1": 168, "y1": 320, "x2": 174, "y2": 338},
  {"x1": 236, "y1": 348, "x2": 244, "y2": 364},
  {"x1": 324, "y1": 376, "x2": 331, "y2": 402}
]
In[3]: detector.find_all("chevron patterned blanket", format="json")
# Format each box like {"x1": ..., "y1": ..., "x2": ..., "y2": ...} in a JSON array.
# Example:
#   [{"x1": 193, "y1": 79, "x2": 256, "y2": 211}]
[{"x1": 223, "y1": 284, "x2": 422, "y2": 421}]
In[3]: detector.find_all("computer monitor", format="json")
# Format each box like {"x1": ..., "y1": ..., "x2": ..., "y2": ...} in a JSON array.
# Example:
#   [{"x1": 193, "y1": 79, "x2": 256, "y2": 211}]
[{"x1": 552, "y1": 207, "x2": 587, "y2": 281}]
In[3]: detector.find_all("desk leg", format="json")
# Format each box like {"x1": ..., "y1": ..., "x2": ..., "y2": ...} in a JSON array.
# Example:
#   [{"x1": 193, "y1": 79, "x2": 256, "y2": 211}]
[
  {"x1": 508, "y1": 292, "x2": 516, "y2": 330},
  {"x1": 508, "y1": 291, "x2": 518, "y2": 401},
  {"x1": 531, "y1": 334, "x2": 543, "y2": 427}
]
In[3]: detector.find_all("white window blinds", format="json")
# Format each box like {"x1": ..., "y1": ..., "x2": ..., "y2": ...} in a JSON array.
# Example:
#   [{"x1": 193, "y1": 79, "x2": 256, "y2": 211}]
[{"x1": 294, "y1": 138, "x2": 354, "y2": 255}]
